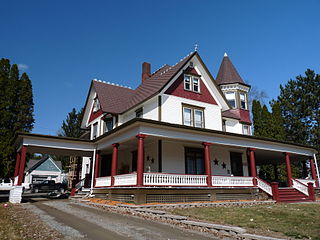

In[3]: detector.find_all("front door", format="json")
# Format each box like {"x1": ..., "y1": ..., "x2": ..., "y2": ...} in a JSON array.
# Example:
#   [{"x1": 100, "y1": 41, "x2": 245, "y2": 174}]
[
  {"x1": 185, "y1": 148, "x2": 204, "y2": 174},
  {"x1": 230, "y1": 152, "x2": 244, "y2": 176}
]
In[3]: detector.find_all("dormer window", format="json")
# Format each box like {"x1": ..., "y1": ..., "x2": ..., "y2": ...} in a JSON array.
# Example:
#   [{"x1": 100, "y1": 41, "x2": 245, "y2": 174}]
[
  {"x1": 184, "y1": 74, "x2": 200, "y2": 93},
  {"x1": 93, "y1": 98, "x2": 100, "y2": 112},
  {"x1": 240, "y1": 92, "x2": 247, "y2": 110},
  {"x1": 135, "y1": 108, "x2": 143, "y2": 118},
  {"x1": 184, "y1": 75, "x2": 191, "y2": 90},
  {"x1": 225, "y1": 91, "x2": 236, "y2": 109}
]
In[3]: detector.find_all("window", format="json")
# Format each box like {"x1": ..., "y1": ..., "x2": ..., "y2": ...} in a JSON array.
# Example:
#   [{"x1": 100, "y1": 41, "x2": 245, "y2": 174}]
[
  {"x1": 243, "y1": 125, "x2": 251, "y2": 135},
  {"x1": 225, "y1": 91, "x2": 236, "y2": 108},
  {"x1": 183, "y1": 105, "x2": 204, "y2": 128},
  {"x1": 185, "y1": 148, "x2": 204, "y2": 175},
  {"x1": 92, "y1": 122, "x2": 98, "y2": 139},
  {"x1": 104, "y1": 118, "x2": 113, "y2": 132},
  {"x1": 93, "y1": 98, "x2": 100, "y2": 112},
  {"x1": 240, "y1": 92, "x2": 247, "y2": 109},
  {"x1": 194, "y1": 110, "x2": 204, "y2": 128},
  {"x1": 184, "y1": 74, "x2": 200, "y2": 93},
  {"x1": 192, "y1": 77, "x2": 200, "y2": 92},
  {"x1": 135, "y1": 108, "x2": 143, "y2": 118},
  {"x1": 183, "y1": 107, "x2": 193, "y2": 126},
  {"x1": 184, "y1": 75, "x2": 191, "y2": 90}
]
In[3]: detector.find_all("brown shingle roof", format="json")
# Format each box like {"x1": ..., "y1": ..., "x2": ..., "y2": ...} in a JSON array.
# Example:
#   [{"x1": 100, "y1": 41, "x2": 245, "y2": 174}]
[
  {"x1": 216, "y1": 54, "x2": 246, "y2": 85},
  {"x1": 93, "y1": 52, "x2": 196, "y2": 114}
]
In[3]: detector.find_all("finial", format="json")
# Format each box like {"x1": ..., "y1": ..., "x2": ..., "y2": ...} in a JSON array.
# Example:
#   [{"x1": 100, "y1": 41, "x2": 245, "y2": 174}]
[
  {"x1": 194, "y1": 43, "x2": 198, "y2": 51},
  {"x1": 224, "y1": 52, "x2": 228, "y2": 57}
]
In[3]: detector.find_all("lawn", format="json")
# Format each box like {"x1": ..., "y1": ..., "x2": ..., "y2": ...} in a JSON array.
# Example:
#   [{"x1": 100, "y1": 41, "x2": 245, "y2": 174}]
[{"x1": 172, "y1": 203, "x2": 320, "y2": 239}]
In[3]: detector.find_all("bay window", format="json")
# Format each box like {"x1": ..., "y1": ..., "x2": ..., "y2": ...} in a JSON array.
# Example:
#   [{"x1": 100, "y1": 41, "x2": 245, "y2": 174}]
[{"x1": 225, "y1": 91, "x2": 236, "y2": 109}]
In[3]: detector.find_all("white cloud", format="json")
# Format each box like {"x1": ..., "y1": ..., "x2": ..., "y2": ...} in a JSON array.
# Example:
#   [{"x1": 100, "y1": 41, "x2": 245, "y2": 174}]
[{"x1": 17, "y1": 63, "x2": 29, "y2": 71}]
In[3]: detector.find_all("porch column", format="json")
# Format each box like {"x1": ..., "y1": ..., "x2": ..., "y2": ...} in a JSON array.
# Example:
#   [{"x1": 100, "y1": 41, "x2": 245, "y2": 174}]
[
  {"x1": 136, "y1": 134, "x2": 146, "y2": 187},
  {"x1": 202, "y1": 142, "x2": 212, "y2": 187},
  {"x1": 111, "y1": 143, "x2": 119, "y2": 186},
  {"x1": 248, "y1": 148, "x2": 257, "y2": 185},
  {"x1": 284, "y1": 152, "x2": 292, "y2": 187},
  {"x1": 14, "y1": 152, "x2": 21, "y2": 179},
  {"x1": 309, "y1": 157, "x2": 319, "y2": 188},
  {"x1": 17, "y1": 146, "x2": 27, "y2": 186},
  {"x1": 94, "y1": 151, "x2": 101, "y2": 187}
]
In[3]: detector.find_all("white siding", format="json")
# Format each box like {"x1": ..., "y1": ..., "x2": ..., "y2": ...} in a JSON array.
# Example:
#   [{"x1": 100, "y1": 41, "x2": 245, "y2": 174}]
[
  {"x1": 225, "y1": 118, "x2": 243, "y2": 134},
  {"x1": 161, "y1": 94, "x2": 222, "y2": 131}
]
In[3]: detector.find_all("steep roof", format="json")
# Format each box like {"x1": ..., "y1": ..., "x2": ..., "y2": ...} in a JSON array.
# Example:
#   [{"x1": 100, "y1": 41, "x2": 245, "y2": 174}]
[
  {"x1": 216, "y1": 53, "x2": 246, "y2": 86},
  {"x1": 92, "y1": 51, "x2": 197, "y2": 114}
]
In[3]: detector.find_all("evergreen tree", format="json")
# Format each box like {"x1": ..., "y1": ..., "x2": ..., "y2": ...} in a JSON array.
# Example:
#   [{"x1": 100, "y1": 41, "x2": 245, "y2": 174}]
[
  {"x1": 252, "y1": 100, "x2": 262, "y2": 135},
  {"x1": 0, "y1": 58, "x2": 34, "y2": 177},
  {"x1": 276, "y1": 69, "x2": 320, "y2": 155},
  {"x1": 58, "y1": 108, "x2": 84, "y2": 138}
]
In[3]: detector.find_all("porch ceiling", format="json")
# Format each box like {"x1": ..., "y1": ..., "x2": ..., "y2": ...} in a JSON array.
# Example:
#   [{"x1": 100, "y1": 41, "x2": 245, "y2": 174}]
[{"x1": 254, "y1": 149, "x2": 309, "y2": 165}]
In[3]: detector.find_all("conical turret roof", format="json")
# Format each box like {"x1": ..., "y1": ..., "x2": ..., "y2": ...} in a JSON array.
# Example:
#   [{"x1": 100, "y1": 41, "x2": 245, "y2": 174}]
[{"x1": 216, "y1": 53, "x2": 246, "y2": 85}]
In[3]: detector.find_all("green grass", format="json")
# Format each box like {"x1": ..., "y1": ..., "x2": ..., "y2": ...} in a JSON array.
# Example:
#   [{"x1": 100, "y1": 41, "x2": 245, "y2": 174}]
[
  {"x1": 0, "y1": 203, "x2": 23, "y2": 240},
  {"x1": 172, "y1": 203, "x2": 320, "y2": 239}
]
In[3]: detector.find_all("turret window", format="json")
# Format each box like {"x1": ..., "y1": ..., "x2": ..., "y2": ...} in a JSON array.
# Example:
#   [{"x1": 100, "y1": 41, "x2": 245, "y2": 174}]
[
  {"x1": 240, "y1": 92, "x2": 247, "y2": 110},
  {"x1": 225, "y1": 91, "x2": 236, "y2": 108}
]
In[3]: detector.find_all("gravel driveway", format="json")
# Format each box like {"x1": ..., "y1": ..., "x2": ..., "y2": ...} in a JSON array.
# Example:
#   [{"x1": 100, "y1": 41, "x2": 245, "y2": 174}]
[{"x1": 26, "y1": 200, "x2": 217, "y2": 240}]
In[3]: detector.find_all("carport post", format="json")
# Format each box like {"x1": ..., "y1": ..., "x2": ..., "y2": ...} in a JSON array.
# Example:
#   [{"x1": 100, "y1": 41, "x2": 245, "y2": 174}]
[
  {"x1": 17, "y1": 146, "x2": 27, "y2": 186},
  {"x1": 94, "y1": 151, "x2": 101, "y2": 187},
  {"x1": 284, "y1": 152, "x2": 293, "y2": 187}
]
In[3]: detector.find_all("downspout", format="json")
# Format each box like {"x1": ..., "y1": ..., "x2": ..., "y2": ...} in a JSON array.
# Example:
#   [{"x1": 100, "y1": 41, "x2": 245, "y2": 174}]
[
  {"x1": 90, "y1": 147, "x2": 97, "y2": 196},
  {"x1": 314, "y1": 153, "x2": 320, "y2": 187}
]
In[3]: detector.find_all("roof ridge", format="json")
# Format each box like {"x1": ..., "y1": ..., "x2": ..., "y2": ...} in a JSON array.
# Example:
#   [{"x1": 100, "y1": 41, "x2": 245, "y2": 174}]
[
  {"x1": 151, "y1": 64, "x2": 170, "y2": 76},
  {"x1": 93, "y1": 78, "x2": 132, "y2": 89}
]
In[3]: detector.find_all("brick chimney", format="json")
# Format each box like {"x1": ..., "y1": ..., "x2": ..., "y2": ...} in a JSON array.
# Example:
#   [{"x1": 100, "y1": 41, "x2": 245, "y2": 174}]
[{"x1": 142, "y1": 62, "x2": 151, "y2": 83}]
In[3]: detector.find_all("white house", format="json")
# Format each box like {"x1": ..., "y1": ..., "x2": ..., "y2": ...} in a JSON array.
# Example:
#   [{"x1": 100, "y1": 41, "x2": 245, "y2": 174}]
[{"x1": 14, "y1": 51, "x2": 319, "y2": 204}]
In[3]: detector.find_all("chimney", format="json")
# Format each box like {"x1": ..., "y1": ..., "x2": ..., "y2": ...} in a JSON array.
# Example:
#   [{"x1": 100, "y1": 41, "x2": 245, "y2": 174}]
[{"x1": 142, "y1": 62, "x2": 151, "y2": 83}]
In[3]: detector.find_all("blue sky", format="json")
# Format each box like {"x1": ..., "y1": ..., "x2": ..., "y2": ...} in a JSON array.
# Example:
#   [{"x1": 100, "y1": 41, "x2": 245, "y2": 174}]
[{"x1": 1, "y1": 1, "x2": 319, "y2": 135}]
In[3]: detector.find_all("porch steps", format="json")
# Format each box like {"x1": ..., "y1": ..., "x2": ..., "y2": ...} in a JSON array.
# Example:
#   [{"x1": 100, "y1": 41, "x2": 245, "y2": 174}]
[{"x1": 277, "y1": 188, "x2": 310, "y2": 203}]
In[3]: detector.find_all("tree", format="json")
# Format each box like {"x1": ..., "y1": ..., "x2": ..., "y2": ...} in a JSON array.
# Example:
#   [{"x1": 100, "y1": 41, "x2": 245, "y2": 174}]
[
  {"x1": 0, "y1": 58, "x2": 34, "y2": 177},
  {"x1": 276, "y1": 69, "x2": 320, "y2": 155},
  {"x1": 55, "y1": 108, "x2": 85, "y2": 170},
  {"x1": 58, "y1": 108, "x2": 84, "y2": 138}
]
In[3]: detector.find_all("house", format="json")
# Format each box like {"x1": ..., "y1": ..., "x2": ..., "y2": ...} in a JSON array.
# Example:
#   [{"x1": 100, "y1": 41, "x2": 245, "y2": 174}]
[
  {"x1": 22, "y1": 156, "x2": 66, "y2": 189},
  {"x1": 13, "y1": 51, "x2": 319, "y2": 204}
]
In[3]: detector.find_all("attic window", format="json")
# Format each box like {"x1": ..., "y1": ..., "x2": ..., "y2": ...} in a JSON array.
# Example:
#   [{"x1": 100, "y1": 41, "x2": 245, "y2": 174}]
[
  {"x1": 184, "y1": 74, "x2": 200, "y2": 93},
  {"x1": 93, "y1": 98, "x2": 100, "y2": 112}
]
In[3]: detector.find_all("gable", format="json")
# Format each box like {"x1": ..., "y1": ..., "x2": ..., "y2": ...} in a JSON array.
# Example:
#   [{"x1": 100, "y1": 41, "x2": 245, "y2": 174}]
[
  {"x1": 34, "y1": 158, "x2": 61, "y2": 172},
  {"x1": 88, "y1": 105, "x2": 103, "y2": 123},
  {"x1": 164, "y1": 67, "x2": 217, "y2": 105}
]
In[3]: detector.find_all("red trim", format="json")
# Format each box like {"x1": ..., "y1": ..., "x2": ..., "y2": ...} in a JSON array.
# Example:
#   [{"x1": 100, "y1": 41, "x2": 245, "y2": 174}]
[
  {"x1": 307, "y1": 183, "x2": 316, "y2": 201},
  {"x1": 248, "y1": 148, "x2": 257, "y2": 181},
  {"x1": 88, "y1": 107, "x2": 103, "y2": 123},
  {"x1": 136, "y1": 134, "x2": 146, "y2": 187},
  {"x1": 271, "y1": 182, "x2": 279, "y2": 201},
  {"x1": 203, "y1": 142, "x2": 212, "y2": 187},
  {"x1": 17, "y1": 146, "x2": 27, "y2": 186},
  {"x1": 309, "y1": 158, "x2": 319, "y2": 187}
]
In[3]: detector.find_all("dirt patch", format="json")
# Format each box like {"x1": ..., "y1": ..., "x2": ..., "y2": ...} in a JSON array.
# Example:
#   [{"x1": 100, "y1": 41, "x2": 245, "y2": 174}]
[{"x1": 0, "y1": 202, "x2": 62, "y2": 240}]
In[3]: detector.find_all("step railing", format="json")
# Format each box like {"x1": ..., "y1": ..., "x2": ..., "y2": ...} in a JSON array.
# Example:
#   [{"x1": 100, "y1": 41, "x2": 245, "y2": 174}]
[
  {"x1": 256, "y1": 178, "x2": 273, "y2": 196},
  {"x1": 295, "y1": 179, "x2": 316, "y2": 187},
  {"x1": 114, "y1": 173, "x2": 137, "y2": 186},
  {"x1": 212, "y1": 176, "x2": 254, "y2": 187},
  {"x1": 95, "y1": 176, "x2": 111, "y2": 187},
  {"x1": 75, "y1": 178, "x2": 85, "y2": 190},
  {"x1": 144, "y1": 173, "x2": 207, "y2": 186},
  {"x1": 292, "y1": 179, "x2": 309, "y2": 196}
]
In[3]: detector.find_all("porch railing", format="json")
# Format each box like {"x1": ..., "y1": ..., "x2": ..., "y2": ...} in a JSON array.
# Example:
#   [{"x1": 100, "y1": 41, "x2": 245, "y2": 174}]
[
  {"x1": 292, "y1": 179, "x2": 309, "y2": 196},
  {"x1": 75, "y1": 178, "x2": 85, "y2": 190},
  {"x1": 295, "y1": 179, "x2": 316, "y2": 187},
  {"x1": 212, "y1": 176, "x2": 254, "y2": 187},
  {"x1": 256, "y1": 178, "x2": 273, "y2": 196},
  {"x1": 114, "y1": 173, "x2": 137, "y2": 186},
  {"x1": 95, "y1": 176, "x2": 111, "y2": 187},
  {"x1": 144, "y1": 173, "x2": 207, "y2": 186}
]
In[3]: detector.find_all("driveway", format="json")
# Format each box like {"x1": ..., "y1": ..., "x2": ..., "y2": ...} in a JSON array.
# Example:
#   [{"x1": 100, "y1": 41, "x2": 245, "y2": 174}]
[{"x1": 25, "y1": 200, "x2": 217, "y2": 240}]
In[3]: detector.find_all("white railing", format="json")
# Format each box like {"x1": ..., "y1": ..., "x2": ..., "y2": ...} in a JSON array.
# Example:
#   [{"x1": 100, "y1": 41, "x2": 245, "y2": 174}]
[
  {"x1": 212, "y1": 176, "x2": 254, "y2": 187},
  {"x1": 256, "y1": 178, "x2": 273, "y2": 196},
  {"x1": 292, "y1": 179, "x2": 309, "y2": 196},
  {"x1": 296, "y1": 179, "x2": 316, "y2": 187},
  {"x1": 144, "y1": 173, "x2": 207, "y2": 186},
  {"x1": 75, "y1": 178, "x2": 85, "y2": 190},
  {"x1": 114, "y1": 173, "x2": 137, "y2": 186},
  {"x1": 14, "y1": 176, "x2": 18, "y2": 185},
  {"x1": 95, "y1": 176, "x2": 111, "y2": 187}
]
